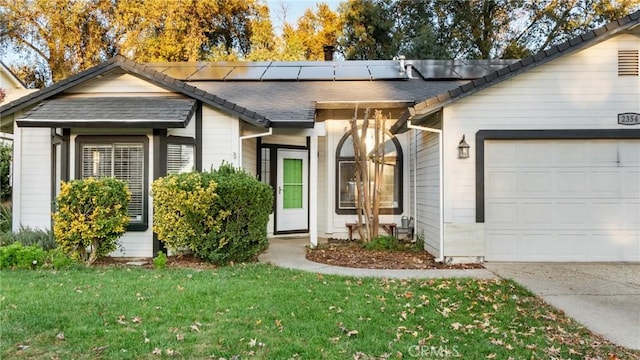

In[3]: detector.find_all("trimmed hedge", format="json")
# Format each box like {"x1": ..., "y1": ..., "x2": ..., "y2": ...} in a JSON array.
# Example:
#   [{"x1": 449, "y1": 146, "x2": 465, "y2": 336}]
[{"x1": 152, "y1": 164, "x2": 273, "y2": 265}]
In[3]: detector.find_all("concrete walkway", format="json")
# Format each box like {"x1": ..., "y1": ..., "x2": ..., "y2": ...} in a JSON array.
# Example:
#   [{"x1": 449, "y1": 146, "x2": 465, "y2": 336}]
[
  {"x1": 258, "y1": 237, "x2": 496, "y2": 279},
  {"x1": 484, "y1": 262, "x2": 640, "y2": 350}
]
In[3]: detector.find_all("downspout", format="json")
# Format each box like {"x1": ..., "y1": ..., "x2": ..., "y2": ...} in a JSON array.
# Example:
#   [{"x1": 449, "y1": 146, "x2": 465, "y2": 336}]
[
  {"x1": 407, "y1": 119, "x2": 444, "y2": 262},
  {"x1": 238, "y1": 128, "x2": 272, "y2": 167}
]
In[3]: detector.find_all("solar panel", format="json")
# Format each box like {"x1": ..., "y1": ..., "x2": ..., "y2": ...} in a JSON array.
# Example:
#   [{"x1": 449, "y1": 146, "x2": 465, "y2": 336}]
[
  {"x1": 225, "y1": 66, "x2": 268, "y2": 80},
  {"x1": 334, "y1": 65, "x2": 371, "y2": 80},
  {"x1": 161, "y1": 64, "x2": 205, "y2": 80},
  {"x1": 298, "y1": 66, "x2": 334, "y2": 80},
  {"x1": 262, "y1": 66, "x2": 301, "y2": 80},
  {"x1": 368, "y1": 65, "x2": 407, "y2": 80},
  {"x1": 189, "y1": 66, "x2": 234, "y2": 80}
]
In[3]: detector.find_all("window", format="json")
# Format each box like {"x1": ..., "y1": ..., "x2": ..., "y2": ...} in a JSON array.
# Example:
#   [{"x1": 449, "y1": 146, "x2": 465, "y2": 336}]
[
  {"x1": 77, "y1": 137, "x2": 148, "y2": 230},
  {"x1": 167, "y1": 143, "x2": 195, "y2": 174},
  {"x1": 335, "y1": 129, "x2": 403, "y2": 214}
]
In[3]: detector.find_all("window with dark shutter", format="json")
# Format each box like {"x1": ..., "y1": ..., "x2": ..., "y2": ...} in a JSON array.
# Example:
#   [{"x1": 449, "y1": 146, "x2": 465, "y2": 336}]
[{"x1": 80, "y1": 142, "x2": 145, "y2": 223}]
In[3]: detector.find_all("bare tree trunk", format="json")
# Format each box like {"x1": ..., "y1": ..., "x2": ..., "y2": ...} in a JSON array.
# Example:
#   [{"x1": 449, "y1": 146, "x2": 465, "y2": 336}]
[
  {"x1": 350, "y1": 107, "x2": 369, "y2": 242},
  {"x1": 349, "y1": 108, "x2": 391, "y2": 243}
]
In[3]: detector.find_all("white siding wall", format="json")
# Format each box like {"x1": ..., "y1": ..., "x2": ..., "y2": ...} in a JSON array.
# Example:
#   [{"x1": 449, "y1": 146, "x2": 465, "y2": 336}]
[
  {"x1": 68, "y1": 72, "x2": 170, "y2": 94},
  {"x1": 201, "y1": 106, "x2": 239, "y2": 169},
  {"x1": 12, "y1": 127, "x2": 51, "y2": 231},
  {"x1": 242, "y1": 137, "x2": 257, "y2": 176},
  {"x1": 411, "y1": 128, "x2": 441, "y2": 256},
  {"x1": 167, "y1": 113, "x2": 196, "y2": 138},
  {"x1": 441, "y1": 34, "x2": 640, "y2": 257}
]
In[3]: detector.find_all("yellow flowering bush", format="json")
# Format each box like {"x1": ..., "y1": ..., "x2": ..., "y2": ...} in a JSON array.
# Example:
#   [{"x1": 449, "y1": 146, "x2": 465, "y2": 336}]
[
  {"x1": 53, "y1": 178, "x2": 130, "y2": 265},
  {"x1": 152, "y1": 165, "x2": 272, "y2": 265},
  {"x1": 152, "y1": 172, "x2": 229, "y2": 256}
]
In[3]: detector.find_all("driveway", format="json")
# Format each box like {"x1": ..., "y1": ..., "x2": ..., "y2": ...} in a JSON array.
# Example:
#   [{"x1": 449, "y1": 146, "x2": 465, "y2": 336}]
[{"x1": 483, "y1": 263, "x2": 640, "y2": 350}]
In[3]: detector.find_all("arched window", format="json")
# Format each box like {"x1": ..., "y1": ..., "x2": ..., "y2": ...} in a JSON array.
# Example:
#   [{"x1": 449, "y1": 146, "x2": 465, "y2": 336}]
[{"x1": 335, "y1": 129, "x2": 403, "y2": 214}]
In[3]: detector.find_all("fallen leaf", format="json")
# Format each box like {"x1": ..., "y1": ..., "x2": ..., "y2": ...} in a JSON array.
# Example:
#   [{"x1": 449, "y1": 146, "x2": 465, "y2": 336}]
[
  {"x1": 190, "y1": 324, "x2": 200, "y2": 332},
  {"x1": 56, "y1": 332, "x2": 65, "y2": 340},
  {"x1": 486, "y1": 353, "x2": 497, "y2": 359},
  {"x1": 451, "y1": 322, "x2": 462, "y2": 330},
  {"x1": 92, "y1": 345, "x2": 108, "y2": 352},
  {"x1": 151, "y1": 348, "x2": 162, "y2": 355},
  {"x1": 176, "y1": 334, "x2": 184, "y2": 341},
  {"x1": 132, "y1": 317, "x2": 142, "y2": 324},
  {"x1": 347, "y1": 330, "x2": 359, "y2": 337},
  {"x1": 249, "y1": 338, "x2": 257, "y2": 347}
]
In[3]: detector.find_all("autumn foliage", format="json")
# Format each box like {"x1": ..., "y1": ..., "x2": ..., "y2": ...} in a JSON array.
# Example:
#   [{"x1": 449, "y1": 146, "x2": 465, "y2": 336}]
[{"x1": 53, "y1": 178, "x2": 130, "y2": 265}]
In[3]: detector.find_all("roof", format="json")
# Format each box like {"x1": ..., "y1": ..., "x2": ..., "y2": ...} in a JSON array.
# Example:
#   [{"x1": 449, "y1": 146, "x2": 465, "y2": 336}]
[
  {"x1": 391, "y1": 10, "x2": 640, "y2": 133},
  {"x1": 191, "y1": 80, "x2": 467, "y2": 127},
  {"x1": 0, "y1": 57, "x2": 512, "y2": 129},
  {"x1": 0, "y1": 56, "x2": 269, "y2": 128},
  {"x1": 17, "y1": 97, "x2": 196, "y2": 128}
]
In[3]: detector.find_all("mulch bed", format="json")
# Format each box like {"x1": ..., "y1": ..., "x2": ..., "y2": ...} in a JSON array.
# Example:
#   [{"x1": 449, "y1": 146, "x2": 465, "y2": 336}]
[
  {"x1": 305, "y1": 241, "x2": 484, "y2": 270},
  {"x1": 94, "y1": 254, "x2": 219, "y2": 270}
]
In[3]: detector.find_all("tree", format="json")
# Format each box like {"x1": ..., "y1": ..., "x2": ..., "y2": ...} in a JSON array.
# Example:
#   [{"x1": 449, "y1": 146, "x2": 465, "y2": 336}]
[
  {"x1": 245, "y1": 3, "x2": 278, "y2": 61},
  {"x1": 349, "y1": 108, "x2": 390, "y2": 242},
  {"x1": 338, "y1": 0, "x2": 398, "y2": 60},
  {"x1": 431, "y1": 0, "x2": 640, "y2": 59},
  {"x1": 0, "y1": 0, "x2": 115, "y2": 84},
  {"x1": 114, "y1": 0, "x2": 265, "y2": 62},
  {"x1": 395, "y1": 0, "x2": 449, "y2": 59}
]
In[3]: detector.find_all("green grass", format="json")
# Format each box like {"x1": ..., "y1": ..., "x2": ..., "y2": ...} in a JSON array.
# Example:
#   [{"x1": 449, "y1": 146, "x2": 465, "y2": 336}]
[{"x1": 1, "y1": 264, "x2": 637, "y2": 359}]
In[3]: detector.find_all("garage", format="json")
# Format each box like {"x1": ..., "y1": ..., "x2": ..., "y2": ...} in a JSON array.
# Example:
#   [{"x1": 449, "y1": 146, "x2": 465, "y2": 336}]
[{"x1": 484, "y1": 139, "x2": 640, "y2": 262}]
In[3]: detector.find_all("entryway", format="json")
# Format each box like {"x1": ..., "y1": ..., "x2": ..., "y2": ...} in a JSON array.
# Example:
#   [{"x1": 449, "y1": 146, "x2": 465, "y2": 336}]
[{"x1": 275, "y1": 149, "x2": 308, "y2": 233}]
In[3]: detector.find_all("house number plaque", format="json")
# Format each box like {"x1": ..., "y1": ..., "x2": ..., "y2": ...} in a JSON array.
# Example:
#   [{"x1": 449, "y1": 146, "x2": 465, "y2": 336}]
[{"x1": 618, "y1": 112, "x2": 640, "y2": 125}]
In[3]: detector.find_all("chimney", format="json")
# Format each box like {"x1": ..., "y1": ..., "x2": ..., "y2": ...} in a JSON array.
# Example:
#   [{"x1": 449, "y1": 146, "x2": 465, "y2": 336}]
[{"x1": 323, "y1": 45, "x2": 335, "y2": 61}]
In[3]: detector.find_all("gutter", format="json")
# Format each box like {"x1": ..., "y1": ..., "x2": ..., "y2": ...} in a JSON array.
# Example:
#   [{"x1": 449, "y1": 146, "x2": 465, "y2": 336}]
[
  {"x1": 238, "y1": 128, "x2": 272, "y2": 167},
  {"x1": 407, "y1": 119, "x2": 445, "y2": 262}
]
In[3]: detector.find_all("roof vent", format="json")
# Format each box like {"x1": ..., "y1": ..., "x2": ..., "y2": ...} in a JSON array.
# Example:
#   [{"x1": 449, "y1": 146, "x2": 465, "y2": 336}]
[{"x1": 618, "y1": 50, "x2": 639, "y2": 76}]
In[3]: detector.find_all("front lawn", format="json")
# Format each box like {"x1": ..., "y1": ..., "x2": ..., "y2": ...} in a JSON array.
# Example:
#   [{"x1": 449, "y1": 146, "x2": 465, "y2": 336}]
[{"x1": 1, "y1": 264, "x2": 637, "y2": 359}]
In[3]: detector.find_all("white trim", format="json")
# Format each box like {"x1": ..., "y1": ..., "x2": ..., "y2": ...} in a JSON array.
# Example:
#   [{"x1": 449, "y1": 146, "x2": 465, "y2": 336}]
[
  {"x1": 11, "y1": 124, "x2": 21, "y2": 231},
  {"x1": 407, "y1": 119, "x2": 444, "y2": 262},
  {"x1": 309, "y1": 135, "x2": 318, "y2": 248}
]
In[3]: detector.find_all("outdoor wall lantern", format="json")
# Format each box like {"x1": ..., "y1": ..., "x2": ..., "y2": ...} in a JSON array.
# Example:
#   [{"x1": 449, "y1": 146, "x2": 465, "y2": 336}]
[{"x1": 458, "y1": 134, "x2": 470, "y2": 159}]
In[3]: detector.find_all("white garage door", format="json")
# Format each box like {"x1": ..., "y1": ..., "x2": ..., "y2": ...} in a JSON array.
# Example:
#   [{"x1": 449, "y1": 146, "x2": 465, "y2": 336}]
[{"x1": 485, "y1": 139, "x2": 640, "y2": 262}]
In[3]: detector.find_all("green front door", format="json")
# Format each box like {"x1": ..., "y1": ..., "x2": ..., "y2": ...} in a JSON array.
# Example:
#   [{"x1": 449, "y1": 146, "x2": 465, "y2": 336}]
[{"x1": 276, "y1": 149, "x2": 308, "y2": 232}]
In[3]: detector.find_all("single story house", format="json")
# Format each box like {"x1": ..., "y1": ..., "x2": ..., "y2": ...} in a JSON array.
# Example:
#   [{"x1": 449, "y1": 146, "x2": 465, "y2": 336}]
[{"x1": 1, "y1": 11, "x2": 638, "y2": 262}]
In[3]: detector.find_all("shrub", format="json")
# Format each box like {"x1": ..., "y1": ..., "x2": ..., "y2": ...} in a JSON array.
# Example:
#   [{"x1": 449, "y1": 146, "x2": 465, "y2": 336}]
[
  {"x1": 153, "y1": 251, "x2": 167, "y2": 269},
  {"x1": 0, "y1": 227, "x2": 56, "y2": 249},
  {"x1": 47, "y1": 248, "x2": 74, "y2": 269},
  {"x1": 152, "y1": 172, "x2": 229, "y2": 255},
  {"x1": 203, "y1": 164, "x2": 273, "y2": 264},
  {"x1": 53, "y1": 177, "x2": 130, "y2": 265},
  {"x1": 152, "y1": 165, "x2": 273, "y2": 265},
  {"x1": 0, "y1": 143, "x2": 11, "y2": 201},
  {"x1": 0, "y1": 243, "x2": 47, "y2": 269},
  {"x1": 363, "y1": 235, "x2": 399, "y2": 251},
  {"x1": 0, "y1": 203, "x2": 11, "y2": 234}
]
